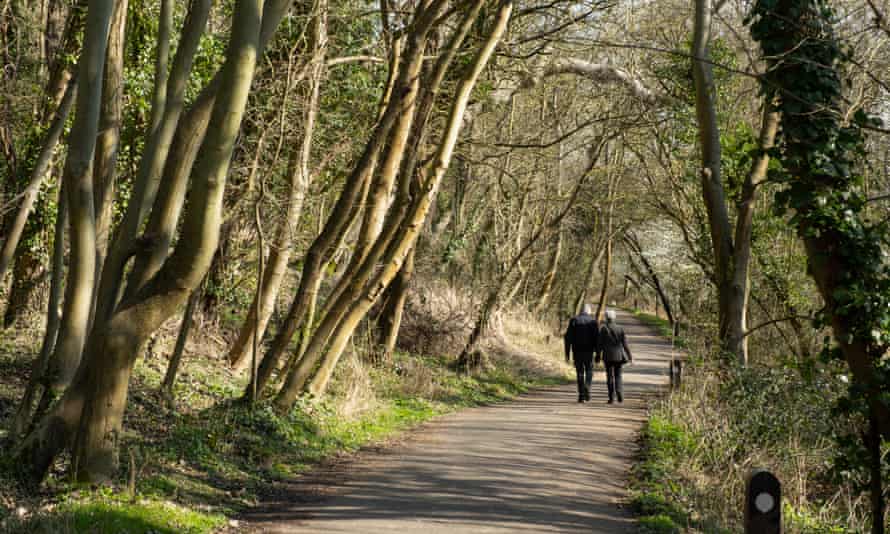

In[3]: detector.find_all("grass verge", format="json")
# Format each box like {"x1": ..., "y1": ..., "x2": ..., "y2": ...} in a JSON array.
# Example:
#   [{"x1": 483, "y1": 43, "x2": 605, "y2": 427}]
[
  {"x1": 1, "y1": 312, "x2": 570, "y2": 533},
  {"x1": 629, "y1": 316, "x2": 869, "y2": 532}
]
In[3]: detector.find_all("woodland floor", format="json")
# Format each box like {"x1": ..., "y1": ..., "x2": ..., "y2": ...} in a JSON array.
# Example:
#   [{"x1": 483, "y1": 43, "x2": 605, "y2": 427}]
[{"x1": 238, "y1": 310, "x2": 672, "y2": 533}]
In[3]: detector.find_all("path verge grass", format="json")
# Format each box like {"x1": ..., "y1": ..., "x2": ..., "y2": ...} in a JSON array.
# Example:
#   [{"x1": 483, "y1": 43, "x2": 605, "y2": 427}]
[
  {"x1": 1, "y1": 312, "x2": 569, "y2": 533},
  {"x1": 630, "y1": 311, "x2": 869, "y2": 532}
]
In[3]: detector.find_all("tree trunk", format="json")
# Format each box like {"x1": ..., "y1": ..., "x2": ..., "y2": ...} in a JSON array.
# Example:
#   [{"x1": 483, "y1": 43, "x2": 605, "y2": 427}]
[
  {"x1": 535, "y1": 95, "x2": 564, "y2": 313},
  {"x1": 17, "y1": 0, "x2": 269, "y2": 484},
  {"x1": 8, "y1": 178, "x2": 67, "y2": 441},
  {"x1": 594, "y1": 236, "x2": 612, "y2": 321},
  {"x1": 276, "y1": 0, "x2": 511, "y2": 405},
  {"x1": 595, "y1": 172, "x2": 617, "y2": 321},
  {"x1": 227, "y1": 3, "x2": 327, "y2": 370},
  {"x1": 250, "y1": 2, "x2": 441, "y2": 398},
  {"x1": 160, "y1": 283, "x2": 202, "y2": 401},
  {"x1": 0, "y1": 77, "x2": 75, "y2": 284},
  {"x1": 691, "y1": 0, "x2": 740, "y2": 362},
  {"x1": 33, "y1": 0, "x2": 115, "y2": 411},
  {"x1": 90, "y1": 0, "x2": 128, "y2": 326},
  {"x1": 724, "y1": 105, "x2": 778, "y2": 364},
  {"x1": 378, "y1": 242, "x2": 416, "y2": 361}
]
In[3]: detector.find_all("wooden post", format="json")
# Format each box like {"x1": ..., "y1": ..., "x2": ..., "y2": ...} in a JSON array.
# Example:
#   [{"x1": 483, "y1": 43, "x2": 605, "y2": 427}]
[{"x1": 745, "y1": 469, "x2": 781, "y2": 533}]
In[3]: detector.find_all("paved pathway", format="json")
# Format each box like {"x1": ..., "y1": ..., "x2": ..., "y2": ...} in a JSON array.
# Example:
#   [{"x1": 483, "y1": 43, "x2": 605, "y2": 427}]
[{"x1": 243, "y1": 310, "x2": 671, "y2": 533}]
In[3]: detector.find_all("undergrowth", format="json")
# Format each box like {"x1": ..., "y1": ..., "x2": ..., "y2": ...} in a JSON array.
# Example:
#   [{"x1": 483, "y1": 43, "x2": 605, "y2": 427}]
[
  {"x1": 0, "y1": 309, "x2": 569, "y2": 533},
  {"x1": 630, "y1": 311, "x2": 873, "y2": 532}
]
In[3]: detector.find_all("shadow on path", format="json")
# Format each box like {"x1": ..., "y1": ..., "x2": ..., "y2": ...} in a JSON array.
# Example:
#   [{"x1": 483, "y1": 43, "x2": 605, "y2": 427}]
[{"x1": 241, "y1": 310, "x2": 671, "y2": 533}]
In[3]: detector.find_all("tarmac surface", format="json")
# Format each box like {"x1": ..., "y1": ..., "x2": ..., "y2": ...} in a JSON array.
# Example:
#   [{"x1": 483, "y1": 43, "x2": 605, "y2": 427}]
[{"x1": 243, "y1": 309, "x2": 672, "y2": 533}]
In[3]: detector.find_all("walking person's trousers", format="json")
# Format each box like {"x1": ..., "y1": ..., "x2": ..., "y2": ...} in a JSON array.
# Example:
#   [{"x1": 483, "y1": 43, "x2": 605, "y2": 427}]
[
  {"x1": 605, "y1": 361, "x2": 623, "y2": 401},
  {"x1": 574, "y1": 353, "x2": 594, "y2": 398}
]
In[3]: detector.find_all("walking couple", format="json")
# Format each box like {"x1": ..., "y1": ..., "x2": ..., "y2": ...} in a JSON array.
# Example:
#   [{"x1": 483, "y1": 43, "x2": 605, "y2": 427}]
[{"x1": 564, "y1": 305, "x2": 633, "y2": 403}]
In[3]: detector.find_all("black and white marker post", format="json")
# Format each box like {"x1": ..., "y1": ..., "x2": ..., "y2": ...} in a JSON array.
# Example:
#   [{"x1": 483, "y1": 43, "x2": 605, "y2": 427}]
[{"x1": 745, "y1": 469, "x2": 781, "y2": 533}]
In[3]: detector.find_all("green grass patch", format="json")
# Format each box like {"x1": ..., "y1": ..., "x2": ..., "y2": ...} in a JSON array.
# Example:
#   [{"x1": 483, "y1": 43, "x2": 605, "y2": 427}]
[
  {"x1": 630, "y1": 415, "x2": 695, "y2": 531},
  {"x1": 2, "y1": 494, "x2": 225, "y2": 534},
  {"x1": 631, "y1": 310, "x2": 687, "y2": 348}
]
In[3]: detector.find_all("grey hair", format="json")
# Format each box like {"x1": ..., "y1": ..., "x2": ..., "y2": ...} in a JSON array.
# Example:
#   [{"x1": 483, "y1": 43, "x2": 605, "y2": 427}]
[
  {"x1": 605, "y1": 309, "x2": 616, "y2": 322},
  {"x1": 581, "y1": 303, "x2": 593, "y2": 315}
]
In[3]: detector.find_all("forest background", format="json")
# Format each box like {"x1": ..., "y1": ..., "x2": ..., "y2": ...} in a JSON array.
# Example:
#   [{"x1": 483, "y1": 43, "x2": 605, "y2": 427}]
[{"x1": 2, "y1": 0, "x2": 890, "y2": 531}]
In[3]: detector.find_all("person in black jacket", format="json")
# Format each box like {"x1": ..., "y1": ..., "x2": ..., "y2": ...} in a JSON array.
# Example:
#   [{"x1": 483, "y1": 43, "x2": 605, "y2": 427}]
[
  {"x1": 564, "y1": 304, "x2": 599, "y2": 403},
  {"x1": 596, "y1": 309, "x2": 633, "y2": 404}
]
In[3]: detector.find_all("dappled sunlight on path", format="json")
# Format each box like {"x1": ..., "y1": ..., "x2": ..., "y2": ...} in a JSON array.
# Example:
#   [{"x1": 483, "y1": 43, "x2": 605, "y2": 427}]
[{"x1": 243, "y1": 310, "x2": 671, "y2": 533}]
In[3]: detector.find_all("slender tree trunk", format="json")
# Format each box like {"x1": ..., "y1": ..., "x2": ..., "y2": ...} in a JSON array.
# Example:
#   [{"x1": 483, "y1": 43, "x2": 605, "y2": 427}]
[
  {"x1": 692, "y1": 0, "x2": 744, "y2": 363},
  {"x1": 227, "y1": 2, "x2": 327, "y2": 370},
  {"x1": 595, "y1": 236, "x2": 612, "y2": 321},
  {"x1": 276, "y1": 0, "x2": 510, "y2": 405},
  {"x1": 9, "y1": 178, "x2": 67, "y2": 441},
  {"x1": 0, "y1": 78, "x2": 75, "y2": 284},
  {"x1": 724, "y1": 105, "x2": 778, "y2": 364},
  {"x1": 90, "y1": 0, "x2": 127, "y2": 326},
  {"x1": 595, "y1": 170, "x2": 617, "y2": 321},
  {"x1": 378, "y1": 242, "x2": 415, "y2": 361},
  {"x1": 535, "y1": 95, "x2": 563, "y2": 312},
  {"x1": 160, "y1": 283, "x2": 202, "y2": 401},
  {"x1": 251, "y1": 2, "x2": 441, "y2": 398},
  {"x1": 33, "y1": 0, "x2": 115, "y2": 413}
]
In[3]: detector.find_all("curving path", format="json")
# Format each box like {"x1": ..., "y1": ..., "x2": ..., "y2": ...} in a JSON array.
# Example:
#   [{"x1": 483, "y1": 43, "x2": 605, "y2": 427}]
[{"x1": 242, "y1": 310, "x2": 672, "y2": 533}]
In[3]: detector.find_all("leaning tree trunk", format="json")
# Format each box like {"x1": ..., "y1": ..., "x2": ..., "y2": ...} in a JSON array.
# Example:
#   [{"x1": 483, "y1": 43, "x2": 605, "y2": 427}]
[
  {"x1": 31, "y1": 0, "x2": 115, "y2": 415},
  {"x1": 227, "y1": 4, "x2": 327, "y2": 370},
  {"x1": 249, "y1": 3, "x2": 438, "y2": 399},
  {"x1": 0, "y1": 78, "x2": 75, "y2": 284},
  {"x1": 17, "y1": 0, "x2": 268, "y2": 484},
  {"x1": 276, "y1": 0, "x2": 511, "y2": 406},
  {"x1": 8, "y1": 178, "x2": 67, "y2": 441},
  {"x1": 377, "y1": 242, "x2": 416, "y2": 361}
]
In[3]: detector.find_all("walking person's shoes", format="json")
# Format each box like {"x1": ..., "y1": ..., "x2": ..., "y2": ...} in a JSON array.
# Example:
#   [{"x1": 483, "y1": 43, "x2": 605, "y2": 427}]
[
  {"x1": 607, "y1": 398, "x2": 614, "y2": 404},
  {"x1": 578, "y1": 394, "x2": 584, "y2": 403},
  {"x1": 617, "y1": 394, "x2": 623, "y2": 403}
]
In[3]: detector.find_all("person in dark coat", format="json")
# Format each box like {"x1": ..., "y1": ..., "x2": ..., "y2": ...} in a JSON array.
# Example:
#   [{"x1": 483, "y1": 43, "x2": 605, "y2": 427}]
[
  {"x1": 564, "y1": 304, "x2": 599, "y2": 403},
  {"x1": 596, "y1": 309, "x2": 633, "y2": 404}
]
